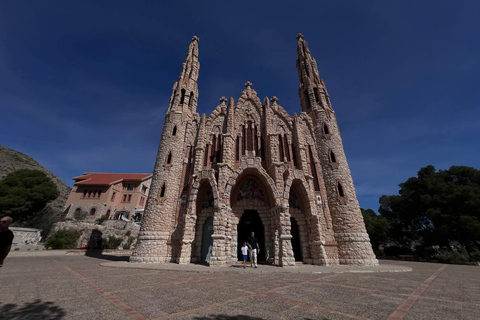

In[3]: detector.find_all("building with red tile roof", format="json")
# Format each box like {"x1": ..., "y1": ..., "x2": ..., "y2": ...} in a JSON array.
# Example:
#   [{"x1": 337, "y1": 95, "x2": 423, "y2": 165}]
[{"x1": 62, "y1": 173, "x2": 152, "y2": 222}]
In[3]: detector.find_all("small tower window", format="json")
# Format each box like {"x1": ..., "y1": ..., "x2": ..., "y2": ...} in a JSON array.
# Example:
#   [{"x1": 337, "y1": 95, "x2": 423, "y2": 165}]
[
  {"x1": 330, "y1": 150, "x2": 336, "y2": 163},
  {"x1": 167, "y1": 152, "x2": 172, "y2": 164},
  {"x1": 314, "y1": 88, "x2": 320, "y2": 103},
  {"x1": 172, "y1": 125, "x2": 177, "y2": 136},
  {"x1": 337, "y1": 182, "x2": 345, "y2": 197},
  {"x1": 188, "y1": 92, "x2": 194, "y2": 107},
  {"x1": 160, "y1": 183, "x2": 166, "y2": 198},
  {"x1": 323, "y1": 123, "x2": 330, "y2": 135},
  {"x1": 180, "y1": 89, "x2": 186, "y2": 104},
  {"x1": 90, "y1": 208, "x2": 96, "y2": 216}
]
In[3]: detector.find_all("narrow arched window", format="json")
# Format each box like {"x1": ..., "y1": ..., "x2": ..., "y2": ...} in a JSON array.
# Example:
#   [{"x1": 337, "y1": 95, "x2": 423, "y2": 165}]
[
  {"x1": 90, "y1": 208, "x2": 96, "y2": 216},
  {"x1": 337, "y1": 182, "x2": 345, "y2": 197},
  {"x1": 323, "y1": 123, "x2": 330, "y2": 135},
  {"x1": 180, "y1": 89, "x2": 186, "y2": 104},
  {"x1": 167, "y1": 152, "x2": 172, "y2": 164},
  {"x1": 314, "y1": 88, "x2": 320, "y2": 103},
  {"x1": 330, "y1": 150, "x2": 336, "y2": 163},
  {"x1": 172, "y1": 125, "x2": 177, "y2": 136},
  {"x1": 235, "y1": 136, "x2": 240, "y2": 161},
  {"x1": 188, "y1": 92, "x2": 194, "y2": 107},
  {"x1": 278, "y1": 135, "x2": 285, "y2": 161},
  {"x1": 284, "y1": 135, "x2": 290, "y2": 162},
  {"x1": 160, "y1": 183, "x2": 166, "y2": 198}
]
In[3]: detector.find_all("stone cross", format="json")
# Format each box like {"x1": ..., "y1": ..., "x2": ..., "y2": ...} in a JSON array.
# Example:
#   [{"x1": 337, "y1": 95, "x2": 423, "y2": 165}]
[
  {"x1": 245, "y1": 81, "x2": 253, "y2": 89},
  {"x1": 296, "y1": 33, "x2": 303, "y2": 40},
  {"x1": 192, "y1": 35, "x2": 200, "y2": 42},
  {"x1": 271, "y1": 96, "x2": 279, "y2": 105},
  {"x1": 219, "y1": 96, "x2": 227, "y2": 104}
]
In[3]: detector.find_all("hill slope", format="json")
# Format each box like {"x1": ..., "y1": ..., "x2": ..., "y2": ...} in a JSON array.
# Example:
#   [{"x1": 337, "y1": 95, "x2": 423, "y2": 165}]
[{"x1": 0, "y1": 145, "x2": 70, "y2": 213}]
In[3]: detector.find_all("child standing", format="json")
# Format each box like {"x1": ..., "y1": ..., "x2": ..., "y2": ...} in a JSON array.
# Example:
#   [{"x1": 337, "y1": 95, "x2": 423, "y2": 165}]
[{"x1": 241, "y1": 241, "x2": 249, "y2": 269}]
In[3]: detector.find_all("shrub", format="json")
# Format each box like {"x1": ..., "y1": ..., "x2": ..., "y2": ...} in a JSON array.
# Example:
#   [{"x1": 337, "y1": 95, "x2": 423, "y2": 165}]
[
  {"x1": 435, "y1": 250, "x2": 469, "y2": 264},
  {"x1": 74, "y1": 209, "x2": 87, "y2": 221},
  {"x1": 102, "y1": 236, "x2": 123, "y2": 249},
  {"x1": 45, "y1": 230, "x2": 81, "y2": 249},
  {"x1": 123, "y1": 236, "x2": 135, "y2": 249},
  {"x1": 95, "y1": 215, "x2": 107, "y2": 225}
]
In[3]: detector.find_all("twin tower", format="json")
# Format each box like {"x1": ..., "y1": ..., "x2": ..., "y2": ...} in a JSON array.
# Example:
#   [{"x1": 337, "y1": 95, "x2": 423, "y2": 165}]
[{"x1": 130, "y1": 34, "x2": 378, "y2": 266}]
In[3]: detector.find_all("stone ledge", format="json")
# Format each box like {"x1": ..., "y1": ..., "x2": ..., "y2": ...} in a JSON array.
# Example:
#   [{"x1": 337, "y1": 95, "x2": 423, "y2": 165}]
[{"x1": 99, "y1": 261, "x2": 411, "y2": 274}]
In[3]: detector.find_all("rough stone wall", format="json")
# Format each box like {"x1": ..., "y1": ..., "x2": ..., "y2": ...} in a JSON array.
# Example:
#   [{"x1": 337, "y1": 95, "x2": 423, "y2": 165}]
[
  {"x1": 52, "y1": 221, "x2": 139, "y2": 249},
  {"x1": 10, "y1": 227, "x2": 42, "y2": 248}
]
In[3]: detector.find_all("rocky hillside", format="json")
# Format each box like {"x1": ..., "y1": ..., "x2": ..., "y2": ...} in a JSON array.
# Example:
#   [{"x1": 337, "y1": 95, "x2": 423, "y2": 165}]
[{"x1": 0, "y1": 145, "x2": 70, "y2": 213}]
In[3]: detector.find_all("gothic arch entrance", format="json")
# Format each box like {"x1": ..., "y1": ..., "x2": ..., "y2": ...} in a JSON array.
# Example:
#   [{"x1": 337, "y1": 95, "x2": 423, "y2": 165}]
[
  {"x1": 290, "y1": 217, "x2": 302, "y2": 261},
  {"x1": 237, "y1": 210, "x2": 265, "y2": 261},
  {"x1": 201, "y1": 217, "x2": 214, "y2": 262}
]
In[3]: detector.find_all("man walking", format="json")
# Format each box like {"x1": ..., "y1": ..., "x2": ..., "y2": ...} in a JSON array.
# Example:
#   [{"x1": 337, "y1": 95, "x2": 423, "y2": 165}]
[
  {"x1": 247, "y1": 231, "x2": 260, "y2": 268},
  {"x1": 0, "y1": 216, "x2": 14, "y2": 267}
]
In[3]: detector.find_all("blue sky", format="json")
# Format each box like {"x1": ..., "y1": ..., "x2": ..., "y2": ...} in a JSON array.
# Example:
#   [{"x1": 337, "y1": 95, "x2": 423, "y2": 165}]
[{"x1": 1, "y1": 1, "x2": 479, "y2": 212}]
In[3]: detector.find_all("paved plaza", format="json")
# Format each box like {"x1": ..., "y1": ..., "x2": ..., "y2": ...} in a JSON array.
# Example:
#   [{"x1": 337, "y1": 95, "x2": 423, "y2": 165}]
[{"x1": 0, "y1": 255, "x2": 479, "y2": 320}]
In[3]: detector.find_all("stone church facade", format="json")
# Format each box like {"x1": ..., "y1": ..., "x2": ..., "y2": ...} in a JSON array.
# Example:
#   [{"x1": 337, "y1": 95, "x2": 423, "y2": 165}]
[{"x1": 130, "y1": 34, "x2": 378, "y2": 267}]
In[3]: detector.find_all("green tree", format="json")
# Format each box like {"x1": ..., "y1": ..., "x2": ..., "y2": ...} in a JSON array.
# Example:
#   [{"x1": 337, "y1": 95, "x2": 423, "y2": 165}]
[
  {"x1": 361, "y1": 208, "x2": 390, "y2": 252},
  {"x1": 379, "y1": 165, "x2": 480, "y2": 258},
  {"x1": 0, "y1": 169, "x2": 59, "y2": 222}
]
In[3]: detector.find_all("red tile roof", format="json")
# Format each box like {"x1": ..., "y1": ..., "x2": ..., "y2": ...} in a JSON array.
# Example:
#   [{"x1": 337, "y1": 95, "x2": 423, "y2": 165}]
[{"x1": 73, "y1": 173, "x2": 152, "y2": 186}]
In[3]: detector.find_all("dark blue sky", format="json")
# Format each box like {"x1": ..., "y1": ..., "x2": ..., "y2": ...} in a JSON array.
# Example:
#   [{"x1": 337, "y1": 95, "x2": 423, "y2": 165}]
[{"x1": 1, "y1": 1, "x2": 479, "y2": 212}]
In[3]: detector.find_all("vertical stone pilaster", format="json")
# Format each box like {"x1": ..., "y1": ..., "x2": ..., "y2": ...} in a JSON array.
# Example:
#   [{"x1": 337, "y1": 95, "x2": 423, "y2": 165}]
[
  {"x1": 277, "y1": 206, "x2": 296, "y2": 267},
  {"x1": 209, "y1": 205, "x2": 228, "y2": 266}
]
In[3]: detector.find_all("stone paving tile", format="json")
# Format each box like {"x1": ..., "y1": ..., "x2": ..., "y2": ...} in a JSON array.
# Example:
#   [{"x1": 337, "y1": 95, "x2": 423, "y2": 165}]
[
  {"x1": 404, "y1": 298, "x2": 480, "y2": 320},
  {"x1": 171, "y1": 296, "x2": 297, "y2": 320},
  {"x1": 267, "y1": 279, "x2": 404, "y2": 320},
  {"x1": 112, "y1": 281, "x2": 245, "y2": 319},
  {"x1": 2, "y1": 256, "x2": 480, "y2": 320},
  {"x1": 57, "y1": 296, "x2": 132, "y2": 320}
]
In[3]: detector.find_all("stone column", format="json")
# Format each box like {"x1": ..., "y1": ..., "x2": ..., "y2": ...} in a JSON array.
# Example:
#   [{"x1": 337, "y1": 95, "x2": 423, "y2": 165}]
[
  {"x1": 209, "y1": 205, "x2": 227, "y2": 266},
  {"x1": 276, "y1": 206, "x2": 296, "y2": 267},
  {"x1": 176, "y1": 204, "x2": 196, "y2": 264}
]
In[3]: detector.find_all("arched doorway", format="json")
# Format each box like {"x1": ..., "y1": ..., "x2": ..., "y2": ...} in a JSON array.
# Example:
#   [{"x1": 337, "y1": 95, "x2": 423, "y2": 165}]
[
  {"x1": 201, "y1": 217, "x2": 214, "y2": 262},
  {"x1": 237, "y1": 210, "x2": 265, "y2": 261},
  {"x1": 290, "y1": 217, "x2": 302, "y2": 261}
]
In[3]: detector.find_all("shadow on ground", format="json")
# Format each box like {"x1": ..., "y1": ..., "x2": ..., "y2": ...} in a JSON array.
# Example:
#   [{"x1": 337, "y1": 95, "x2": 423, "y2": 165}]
[
  {"x1": 84, "y1": 250, "x2": 130, "y2": 261},
  {"x1": 193, "y1": 316, "x2": 330, "y2": 320},
  {"x1": 0, "y1": 299, "x2": 65, "y2": 319}
]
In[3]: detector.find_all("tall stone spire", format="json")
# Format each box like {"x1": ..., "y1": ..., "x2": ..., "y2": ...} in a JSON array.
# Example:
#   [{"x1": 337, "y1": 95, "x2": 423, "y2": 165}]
[
  {"x1": 298, "y1": 34, "x2": 378, "y2": 266},
  {"x1": 168, "y1": 36, "x2": 200, "y2": 114},
  {"x1": 296, "y1": 33, "x2": 330, "y2": 114}
]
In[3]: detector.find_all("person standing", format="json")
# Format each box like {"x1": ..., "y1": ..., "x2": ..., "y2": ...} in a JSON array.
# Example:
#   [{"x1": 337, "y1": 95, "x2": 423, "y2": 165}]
[
  {"x1": 241, "y1": 241, "x2": 249, "y2": 269},
  {"x1": 0, "y1": 216, "x2": 14, "y2": 268},
  {"x1": 247, "y1": 231, "x2": 260, "y2": 268}
]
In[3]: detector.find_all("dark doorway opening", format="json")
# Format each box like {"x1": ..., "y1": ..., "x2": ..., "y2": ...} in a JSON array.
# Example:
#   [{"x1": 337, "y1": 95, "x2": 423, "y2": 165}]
[
  {"x1": 237, "y1": 210, "x2": 265, "y2": 261},
  {"x1": 201, "y1": 217, "x2": 214, "y2": 262},
  {"x1": 290, "y1": 217, "x2": 302, "y2": 261}
]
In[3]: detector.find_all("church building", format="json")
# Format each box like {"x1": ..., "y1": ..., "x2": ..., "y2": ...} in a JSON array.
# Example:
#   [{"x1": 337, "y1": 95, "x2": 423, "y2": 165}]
[{"x1": 130, "y1": 34, "x2": 378, "y2": 266}]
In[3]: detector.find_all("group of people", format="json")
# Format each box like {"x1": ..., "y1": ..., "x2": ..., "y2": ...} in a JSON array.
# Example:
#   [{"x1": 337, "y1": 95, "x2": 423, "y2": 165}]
[
  {"x1": 0, "y1": 216, "x2": 14, "y2": 268},
  {"x1": 241, "y1": 231, "x2": 260, "y2": 269}
]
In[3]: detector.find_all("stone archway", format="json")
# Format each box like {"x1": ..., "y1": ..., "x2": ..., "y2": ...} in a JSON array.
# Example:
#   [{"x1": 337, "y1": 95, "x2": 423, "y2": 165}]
[
  {"x1": 226, "y1": 167, "x2": 278, "y2": 264},
  {"x1": 284, "y1": 173, "x2": 328, "y2": 265},
  {"x1": 237, "y1": 210, "x2": 266, "y2": 261},
  {"x1": 177, "y1": 172, "x2": 219, "y2": 264}
]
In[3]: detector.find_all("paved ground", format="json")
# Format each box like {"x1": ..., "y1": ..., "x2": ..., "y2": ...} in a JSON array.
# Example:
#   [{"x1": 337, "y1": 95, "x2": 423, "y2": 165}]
[{"x1": 0, "y1": 255, "x2": 479, "y2": 320}]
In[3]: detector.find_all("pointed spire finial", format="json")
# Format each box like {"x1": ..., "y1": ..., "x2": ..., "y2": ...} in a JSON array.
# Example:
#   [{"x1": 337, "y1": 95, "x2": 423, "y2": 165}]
[
  {"x1": 219, "y1": 96, "x2": 227, "y2": 105},
  {"x1": 245, "y1": 81, "x2": 253, "y2": 89},
  {"x1": 296, "y1": 33, "x2": 304, "y2": 40}
]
